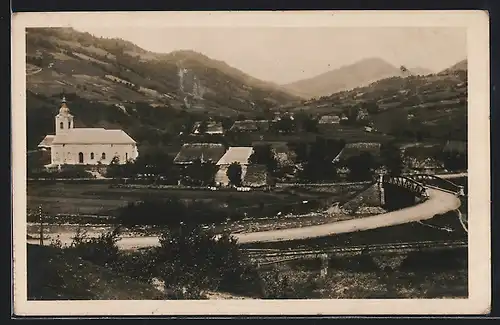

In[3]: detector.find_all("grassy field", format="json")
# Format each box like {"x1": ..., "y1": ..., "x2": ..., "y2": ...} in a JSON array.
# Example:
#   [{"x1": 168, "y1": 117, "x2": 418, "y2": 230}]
[{"x1": 27, "y1": 182, "x2": 344, "y2": 219}]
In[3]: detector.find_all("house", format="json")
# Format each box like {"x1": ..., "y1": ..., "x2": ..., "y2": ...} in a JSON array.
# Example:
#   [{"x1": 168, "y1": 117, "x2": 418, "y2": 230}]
[
  {"x1": 333, "y1": 142, "x2": 382, "y2": 164},
  {"x1": 191, "y1": 120, "x2": 224, "y2": 135},
  {"x1": 38, "y1": 96, "x2": 138, "y2": 167},
  {"x1": 318, "y1": 115, "x2": 340, "y2": 124},
  {"x1": 364, "y1": 126, "x2": 374, "y2": 133},
  {"x1": 215, "y1": 147, "x2": 254, "y2": 186},
  {"x1": 173, "y1": 143, "x2": 227, "y2": 165},
  {"x1": 230, "y1": 120, "x2": 270, "y2": 133}
]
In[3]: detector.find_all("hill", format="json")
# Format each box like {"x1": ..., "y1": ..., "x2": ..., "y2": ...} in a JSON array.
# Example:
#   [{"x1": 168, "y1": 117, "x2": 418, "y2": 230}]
[
  {"x1": 439, "y1": 59, "x2": 467, "y2": 75},
  {"x1": 26, "y1": 27, "x2": 300, "y2": 149},
  {"x1": 282, "y1": 58, "x2": 434, "y2": 99},
  {"x1": 282, "y1": 69, "x2": 467, "y2": 142},
  {"x1": 27, "y1": 244, "x2": 164, "y2": 300}
]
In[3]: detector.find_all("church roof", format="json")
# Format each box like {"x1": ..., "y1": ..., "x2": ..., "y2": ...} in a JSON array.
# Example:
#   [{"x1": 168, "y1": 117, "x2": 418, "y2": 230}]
[
  {"x1": 38, "y1": 135, "x2": 55, "y2": 148},
  {"x1": 51, "y1": 128, "x2": 136, "y2": 145}
]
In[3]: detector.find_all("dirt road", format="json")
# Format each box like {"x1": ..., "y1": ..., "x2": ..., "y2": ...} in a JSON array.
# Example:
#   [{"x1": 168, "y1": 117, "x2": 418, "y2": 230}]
[
  {"x1": 27, "y1": 188, "x2": 461, "y2": 249},
  {"x1": 235, "y1": 188, "x2": 461, "y2": 244}
]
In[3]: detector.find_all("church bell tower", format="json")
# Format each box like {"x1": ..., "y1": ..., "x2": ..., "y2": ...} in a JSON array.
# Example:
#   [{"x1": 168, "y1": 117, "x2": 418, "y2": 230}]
[{"x1": 55, "y1": 96, "x2": 74, "y2": 135}]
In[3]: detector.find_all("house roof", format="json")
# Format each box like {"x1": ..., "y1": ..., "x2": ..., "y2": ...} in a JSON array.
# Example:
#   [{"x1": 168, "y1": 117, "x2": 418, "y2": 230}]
[
  {"x1": 334, "y1": 142, "x2": 381, "y2": 161},
  {"x1": 173, "y1": 143, "x2": 226, "y2": 164},
  {"x1": 319, "y1": 115, "x2": 340, "y2": 123},
  {"x1": 38, "y1": 135, "x2": 55, "y2": 148},
  {"x1": 216, "y1": 147, "x2": 254, "y2": 165},
  {"x1": 230, "y1": 120, "x2": 269, "y2": 132},
  {"x1": 51, "y1": 128, "x2": 136, "y2": 145},
  {"x1": 243, "y1": 164, "x2": 269, "y2": 187},
  {"x1": 206, "y1": 122, "x2": 223, "y2": 134},
  {"x1": 192, "y1": 121, "x2": 224, "y2": 134}
]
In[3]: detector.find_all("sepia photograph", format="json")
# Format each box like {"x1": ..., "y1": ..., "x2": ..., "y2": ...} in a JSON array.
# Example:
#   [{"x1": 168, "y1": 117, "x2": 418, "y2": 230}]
[{"x1": 12, "y1": 11, "x2": 490, "y2": 316}]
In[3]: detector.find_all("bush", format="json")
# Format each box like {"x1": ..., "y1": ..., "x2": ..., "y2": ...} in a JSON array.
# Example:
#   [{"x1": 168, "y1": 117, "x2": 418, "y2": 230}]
[{"x1": 66, "y1": 226, "x2": 121, "y2": 267}]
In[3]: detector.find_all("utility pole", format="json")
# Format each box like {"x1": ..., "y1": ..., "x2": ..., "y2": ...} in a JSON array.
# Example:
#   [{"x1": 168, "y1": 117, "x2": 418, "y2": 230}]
[{"x1": 38, "y1": 205, "x2": 44, "y2": 246}]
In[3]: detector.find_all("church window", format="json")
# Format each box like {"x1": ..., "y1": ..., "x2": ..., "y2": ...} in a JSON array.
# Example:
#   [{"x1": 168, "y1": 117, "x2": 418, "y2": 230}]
[
  {"x1": 90, "y1": 152, "x2": 95, "y2": 160},
  {"x1": 68, "y1": 121, "x2": 71, "y2": 129},
  {"x1": 101, "y1": 152, "x2": 106, "y2": 160},
  {"x1": 60, "y1": 122, "x2": 64, "y2": 129},
  {"x1": 126, "y1": 153, "x2": 128, "y2": 161},
  {"x1": 78, "y1": 152, "x2": 84, "y2": 164}
]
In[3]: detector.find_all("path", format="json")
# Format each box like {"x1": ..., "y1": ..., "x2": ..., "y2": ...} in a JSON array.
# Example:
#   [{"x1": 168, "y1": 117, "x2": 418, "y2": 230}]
[{"x1": 27, "y1": 188, "x2": 461, "y2": 250}]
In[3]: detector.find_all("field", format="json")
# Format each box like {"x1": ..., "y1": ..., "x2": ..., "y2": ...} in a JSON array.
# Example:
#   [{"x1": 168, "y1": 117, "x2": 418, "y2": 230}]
[{"x1": 259, "y1": 247, "x2": 468, "y2": 298}]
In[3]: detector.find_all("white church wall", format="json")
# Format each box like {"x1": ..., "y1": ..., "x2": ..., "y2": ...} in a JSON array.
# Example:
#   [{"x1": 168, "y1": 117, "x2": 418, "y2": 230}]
[{"x1": 51, "y1": 143, "x2": 138, "y2": 165}]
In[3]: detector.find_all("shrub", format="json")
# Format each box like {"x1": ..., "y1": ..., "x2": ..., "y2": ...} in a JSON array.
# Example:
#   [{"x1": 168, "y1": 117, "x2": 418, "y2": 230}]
[{"x1": 66, "y1": 226, "x2": 121, "y2": 267}]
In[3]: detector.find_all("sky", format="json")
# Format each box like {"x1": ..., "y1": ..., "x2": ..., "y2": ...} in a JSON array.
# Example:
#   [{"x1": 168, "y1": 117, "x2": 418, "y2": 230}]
[{"x1": 74, "y1": 26, "x2": 467, "y2": 85}]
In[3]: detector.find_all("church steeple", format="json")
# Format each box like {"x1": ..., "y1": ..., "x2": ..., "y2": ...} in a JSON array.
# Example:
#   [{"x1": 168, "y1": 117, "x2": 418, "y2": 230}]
[{"x1": 55, "y1": 95, "x2": 74, "y2": 135}]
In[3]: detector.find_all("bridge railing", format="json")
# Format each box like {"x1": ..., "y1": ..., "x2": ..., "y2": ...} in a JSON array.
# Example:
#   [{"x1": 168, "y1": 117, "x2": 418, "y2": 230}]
[
  {"x1": 406, "y1": 174, "x2": 464, "y2": 196},
  {"x1": 381, "y1": 175, "x2": 429, "y2": 198}
]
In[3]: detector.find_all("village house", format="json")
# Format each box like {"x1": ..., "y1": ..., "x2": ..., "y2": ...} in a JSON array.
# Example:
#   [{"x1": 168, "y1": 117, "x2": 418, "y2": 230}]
[
  {"x1": 401, "y1": 143, "x2": 445, "y2": 175},
  {"x1": 215, "y1": 146, "x2": 254, "y2": 186},
  {"x1": 333, "y1": 142, "x2": 382, "y2": 164},
  {"x1": 191, "y1": 120, "x2": 224, "y2": 135},
  {"x1": 230, "y1": 120, "x2": 270, "y2": 133},
  {"x1": 38, "y1": 96, "x2": 138, "y2": 167},
  {"x1": 318, "y1": 115, "x2": 340, "y2": 124},
  {"x1": 173, "y1": 143, "x2": 227, "y2": 165}
]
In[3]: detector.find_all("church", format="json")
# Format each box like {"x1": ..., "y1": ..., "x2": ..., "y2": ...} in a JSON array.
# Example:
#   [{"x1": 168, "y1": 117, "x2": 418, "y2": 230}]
[{"x1": 38, "y1": 96, "x2": 139, "y2": 166}]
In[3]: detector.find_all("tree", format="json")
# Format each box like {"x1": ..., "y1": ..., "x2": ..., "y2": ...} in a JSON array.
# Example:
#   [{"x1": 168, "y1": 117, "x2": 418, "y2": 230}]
[
  {"x1": 249, "y1": 144, "x2": 277, "y2": 174},
  {"x1": 275, "y1": 116, "x2": 295, "y2": 134},
  {"x1": 182, "y1": 159, "x2": 217, "y2": 186},
  {"x1": 156, "y1": 225, "x2": 246, "y2": 298},
  {"x1": 226, "y1": 162, "x2": 242, "y2": 187},
  {"x1": 362, "y1": 101, "x2": 380, "y2": 115},
  {"x1": 380, "y1": 141, "x2": 404, "y2": 176},
  {"x1": 346, "y1": 152, "x2": 378, "y2": 181}
]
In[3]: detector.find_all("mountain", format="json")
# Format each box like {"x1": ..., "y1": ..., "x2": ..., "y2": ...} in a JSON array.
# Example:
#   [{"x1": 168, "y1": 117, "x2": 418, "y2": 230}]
[
  {"x1": 407, "y1": 67, "x2": 434, "y2": 76},
  {"x1": 439, "y1": 59, "x2": 467, "y2": 74},
  {"x1": 282, "y1": 58, "x2": 434, "y2": 99},
  {"x1": 26, "y1": 27, "x2": 300, "y2": 149},
  {"x1": 283, "y1": 71, "x2": 468, "y2": 142},
  {"x1": 26, "y1": 28, "x2": 298, "y2": 114}
]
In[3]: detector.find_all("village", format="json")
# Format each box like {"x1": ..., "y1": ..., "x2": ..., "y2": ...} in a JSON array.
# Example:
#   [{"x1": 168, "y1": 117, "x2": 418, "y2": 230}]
[{"x1": 29, "y1": 96, "x2": 467, "y2": 191}]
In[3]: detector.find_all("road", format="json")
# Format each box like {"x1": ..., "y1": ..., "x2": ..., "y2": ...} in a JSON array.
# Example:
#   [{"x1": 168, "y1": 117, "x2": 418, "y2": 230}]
[
  {"x1": 27, "y1": 188, "x2": 461, "y2": 250},
  {"x1": 235, "y1": 188, "x2": 461, "y2": 244},
  {"x1": 427, "y1": 172, "x2": 467, "y2": 180}
]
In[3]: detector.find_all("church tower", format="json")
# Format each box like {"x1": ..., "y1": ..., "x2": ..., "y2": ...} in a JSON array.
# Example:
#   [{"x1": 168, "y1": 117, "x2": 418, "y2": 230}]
[{"x1": 55, "y1": 96, "x2": 74, "y2": 135}]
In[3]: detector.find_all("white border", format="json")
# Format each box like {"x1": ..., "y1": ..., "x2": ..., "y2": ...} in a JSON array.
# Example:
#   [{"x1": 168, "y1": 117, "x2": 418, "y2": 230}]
[{"x1": 12, "y1": 10, "x2": 491, "y2": 316}]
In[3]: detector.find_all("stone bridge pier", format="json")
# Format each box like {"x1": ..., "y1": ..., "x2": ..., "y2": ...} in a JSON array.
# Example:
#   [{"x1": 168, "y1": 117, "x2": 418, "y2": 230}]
[{"x1": 377, "y1": 174, "x2": 427, "y2": 212}]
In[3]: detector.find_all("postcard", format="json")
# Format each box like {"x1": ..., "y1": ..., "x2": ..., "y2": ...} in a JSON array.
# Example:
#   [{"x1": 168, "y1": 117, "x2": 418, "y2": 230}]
[{"x1": 11, "y1": 10, "x2": 491, "y2": 316}]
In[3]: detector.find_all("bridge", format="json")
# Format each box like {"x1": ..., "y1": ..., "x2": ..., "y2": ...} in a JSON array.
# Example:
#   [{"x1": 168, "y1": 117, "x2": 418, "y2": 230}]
[
  {"x1": 404, "y1": 174, "x2": 465, "y2": 196},
  {"x1": 379, "y1": 174, "x2": 464, "y2": 211}
]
